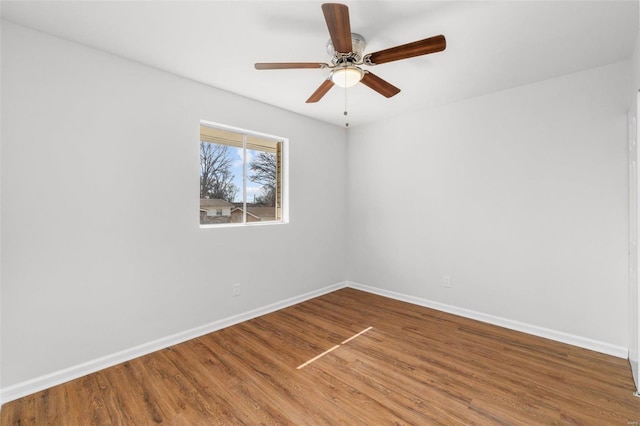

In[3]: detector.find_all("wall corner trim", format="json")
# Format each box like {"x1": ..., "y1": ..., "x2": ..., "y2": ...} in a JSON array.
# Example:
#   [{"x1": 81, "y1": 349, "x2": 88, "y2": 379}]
[
  {"x1": 0, "y1": 281, "x2": 348, "y2": 405},
  {"x1": 345, "y1": 281, "x2": 628, "y2": 359}
]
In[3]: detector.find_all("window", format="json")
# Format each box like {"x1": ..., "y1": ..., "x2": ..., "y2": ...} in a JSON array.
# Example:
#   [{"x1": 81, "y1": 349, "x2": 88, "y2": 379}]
[{"x1": 199, "y1": 122, "x2": 287, "y2": 226}]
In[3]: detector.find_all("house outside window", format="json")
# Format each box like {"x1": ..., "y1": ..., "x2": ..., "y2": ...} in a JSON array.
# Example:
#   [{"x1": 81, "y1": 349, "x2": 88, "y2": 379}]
[{"x1": 200, "y1": 122, "x2": 287, "y2": 227}]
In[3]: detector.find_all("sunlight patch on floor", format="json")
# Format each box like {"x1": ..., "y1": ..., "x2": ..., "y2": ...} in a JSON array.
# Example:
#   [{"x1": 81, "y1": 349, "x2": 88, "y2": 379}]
[{"x1": 297, "y1": 326, "x2": 373, "y2": 369}]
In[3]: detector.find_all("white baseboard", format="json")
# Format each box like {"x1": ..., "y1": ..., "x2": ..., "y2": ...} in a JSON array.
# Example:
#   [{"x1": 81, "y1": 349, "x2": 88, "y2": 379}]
[
  {"x1": 346, "y1": 281, "x2": 628, "y2": 359},
  {"x1": 0, "y1": 282, "x2": 348, "y2": 405}
]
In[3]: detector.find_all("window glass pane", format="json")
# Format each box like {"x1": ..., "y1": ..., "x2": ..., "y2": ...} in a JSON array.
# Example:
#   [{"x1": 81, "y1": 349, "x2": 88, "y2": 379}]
[
  {"x1": 199, "y1": 138, "x2": 239, "y2": 225},
  {"x1": 247, "y1": 147, "x2": 278, "y2": 222},
  {"x1": 200, "y1": 124, "x2": 283, "y2": 226}
]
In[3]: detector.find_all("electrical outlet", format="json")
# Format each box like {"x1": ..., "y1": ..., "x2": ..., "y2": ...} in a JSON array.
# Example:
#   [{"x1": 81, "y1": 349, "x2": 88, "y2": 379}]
[
  {"x1": 443, "y1": 275, "x2": 451, "y2": 288},
  {"x1": 233, "y1": 283, "x2": 241, "y2": 296}
]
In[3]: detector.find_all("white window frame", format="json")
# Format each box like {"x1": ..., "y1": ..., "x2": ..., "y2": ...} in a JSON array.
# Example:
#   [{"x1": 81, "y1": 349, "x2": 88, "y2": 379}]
[{"x1": 199, "y1": 120, "x2": 289, "y2": 228}]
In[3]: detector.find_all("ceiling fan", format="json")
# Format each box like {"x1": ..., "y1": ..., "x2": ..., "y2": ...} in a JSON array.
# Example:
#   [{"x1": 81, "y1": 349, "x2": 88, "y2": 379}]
[{"x1": 255, "y1": 3, "x2": 446, "y2": 103}]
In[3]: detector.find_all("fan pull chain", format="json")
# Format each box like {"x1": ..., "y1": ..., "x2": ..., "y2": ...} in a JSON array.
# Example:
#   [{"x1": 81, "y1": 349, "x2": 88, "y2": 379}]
[{"x1": 344, "y1": 82, "x2": 349, "y2": 128}]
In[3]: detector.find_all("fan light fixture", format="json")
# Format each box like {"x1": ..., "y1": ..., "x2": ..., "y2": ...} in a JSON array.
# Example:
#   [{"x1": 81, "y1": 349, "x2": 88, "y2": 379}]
[{"x1": 331, "y1": 65, "x2": 364, "y2": 88}]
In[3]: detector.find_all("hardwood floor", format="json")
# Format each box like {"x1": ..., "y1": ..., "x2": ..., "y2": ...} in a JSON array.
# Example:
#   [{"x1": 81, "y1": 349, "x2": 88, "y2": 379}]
[{"x1": 3, "y1": 288, "x2": 640, "y2": 424}]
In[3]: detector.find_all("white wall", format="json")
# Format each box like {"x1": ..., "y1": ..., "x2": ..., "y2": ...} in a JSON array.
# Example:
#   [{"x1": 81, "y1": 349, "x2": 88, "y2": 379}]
[
  {"x1": 347, "y1": 61, "x2": 630, "y2": 349},
  {"x1": 0, "y1": 16, "x2": 3, "y2": 403},
  {"x1": 0, "y1": 21, "x2": 347, "y2": 388},
  {"x1": 632, "y1": 20, "x2": 640, "y2": 98}
]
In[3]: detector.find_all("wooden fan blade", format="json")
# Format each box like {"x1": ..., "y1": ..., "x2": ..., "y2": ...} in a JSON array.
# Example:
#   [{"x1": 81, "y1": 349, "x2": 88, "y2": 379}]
[
  {"x1": 322, "y1": 3, "x2": 352, "y2": 53},
  {"x1": 255, "y1": 62, "x2": 328, "y2": 70},
  {"x1": 366, "y1": 35, "x2": 446, "y2": 65},
  {"x1": 306, "y1": 79, "x2": 335, "y2": 103},
  {"x1": 360, "y1": 72, "x2": 401, "y2": 98}
]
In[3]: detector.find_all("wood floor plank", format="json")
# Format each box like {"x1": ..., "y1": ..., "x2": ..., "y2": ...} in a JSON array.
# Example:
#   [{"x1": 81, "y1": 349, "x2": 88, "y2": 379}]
[
  {"x1": 3, "y1": 287, "x2": 640, "y2": 424},
  {"x1": 159, "y1": 344, "x2": 247, "y2": 424}
]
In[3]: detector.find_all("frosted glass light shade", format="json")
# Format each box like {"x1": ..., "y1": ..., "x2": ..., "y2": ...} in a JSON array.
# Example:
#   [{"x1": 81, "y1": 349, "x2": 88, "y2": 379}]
[{"x1": 331, "y1": 66, "x2": 364, "y2": 88}]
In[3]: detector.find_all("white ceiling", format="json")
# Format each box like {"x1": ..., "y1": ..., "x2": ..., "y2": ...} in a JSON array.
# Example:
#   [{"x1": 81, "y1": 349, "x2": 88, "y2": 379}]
[{"x1": 1, "y1": 1, "x2": 638, "y2": 127}]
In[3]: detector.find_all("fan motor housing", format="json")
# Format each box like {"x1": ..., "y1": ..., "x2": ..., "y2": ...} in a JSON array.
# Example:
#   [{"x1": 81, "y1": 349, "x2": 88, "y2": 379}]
[{"x1": 326, "y1": 33, "x2": 367, "y2": 64}]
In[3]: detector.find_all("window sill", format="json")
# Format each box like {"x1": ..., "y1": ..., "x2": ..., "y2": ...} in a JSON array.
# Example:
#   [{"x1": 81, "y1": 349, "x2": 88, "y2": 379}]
[{"x1": 199, "y1": 220, "x2": 287, "y2": 229}]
